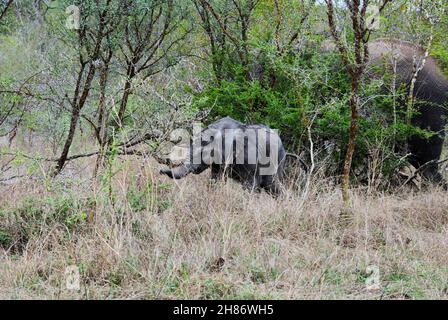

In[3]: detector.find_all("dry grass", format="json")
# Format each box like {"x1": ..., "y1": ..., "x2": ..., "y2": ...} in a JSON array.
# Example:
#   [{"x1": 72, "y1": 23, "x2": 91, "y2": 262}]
[{"x1": 1, "y1": 150, "x2": 448, "y2": 300}]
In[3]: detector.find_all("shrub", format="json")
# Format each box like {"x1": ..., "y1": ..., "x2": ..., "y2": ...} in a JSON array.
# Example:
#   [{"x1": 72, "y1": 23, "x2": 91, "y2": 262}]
[
  {"x1": 192, "y1": 49, "x2": 431, "y2": 183},
  {"x1": 0, "y1": 195, "x2": 92, "y2": 253}
]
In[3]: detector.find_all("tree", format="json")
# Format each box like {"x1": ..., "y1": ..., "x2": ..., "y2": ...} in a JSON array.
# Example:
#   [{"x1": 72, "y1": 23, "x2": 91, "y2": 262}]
[
  {"x1": 53, "y1": 0, "x2": 128, "y2": 175},
  {"x1": 325, "y1": 0, "x2": 392, "y2": 206},
  {"x1": 195, "y1": 0, "x2": 261, "y2": 81},
  {"x1": 92, "y1": 0, "x2": 190, "y2": 174}
]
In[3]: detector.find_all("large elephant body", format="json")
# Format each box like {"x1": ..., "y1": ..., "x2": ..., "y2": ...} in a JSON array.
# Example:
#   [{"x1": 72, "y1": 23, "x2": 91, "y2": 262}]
[
  {"x1": 160, "y1": 117, "x2": 287, "y2": 193},
  {"x1": 323, "y1": 39, "x2": 448, "y2": 182}
]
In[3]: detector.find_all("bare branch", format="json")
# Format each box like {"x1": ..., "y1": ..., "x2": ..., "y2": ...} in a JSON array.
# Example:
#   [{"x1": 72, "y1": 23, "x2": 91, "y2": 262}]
[{"x1": 0, "y1": 0, "x2": 13, "y2": 23}]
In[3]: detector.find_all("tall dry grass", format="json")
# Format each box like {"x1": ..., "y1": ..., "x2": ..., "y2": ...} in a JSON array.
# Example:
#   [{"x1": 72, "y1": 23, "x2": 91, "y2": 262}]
[{"x1": 0, "y1": 150, "x2": 448, "y2": 300}]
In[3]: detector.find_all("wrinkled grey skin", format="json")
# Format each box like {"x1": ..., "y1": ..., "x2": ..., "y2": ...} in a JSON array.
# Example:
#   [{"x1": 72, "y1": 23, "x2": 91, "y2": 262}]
[
  {"x1": 160, "y1": 117, "x2": 286, "y2": 193},
  {"x1": 321, "y1": 39, "x2": 448, "y2": 183}
]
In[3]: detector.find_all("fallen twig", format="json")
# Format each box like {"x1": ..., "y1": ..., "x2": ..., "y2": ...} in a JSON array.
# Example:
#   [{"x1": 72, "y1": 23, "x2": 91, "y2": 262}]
[{"x1": 399, "y1": 157, "x2": 448, "y2": 189}]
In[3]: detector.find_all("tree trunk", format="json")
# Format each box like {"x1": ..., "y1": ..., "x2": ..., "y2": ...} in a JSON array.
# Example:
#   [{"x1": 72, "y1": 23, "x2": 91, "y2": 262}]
[
  {"x1": 342, "y1": 77, "x2": 360, "y2": 207},
  {"x1": 94, "y1": 62, "x2": 111, "y2": 177},
  {"x1": 116, "y1": 65, "x2": 135, "y2": 130},
  {"x1": 53, "y1": 63, "x2": 97, "y2": 175},
  {"x1": 54, "y1": 108, "x2": 81, "y2": 174}
]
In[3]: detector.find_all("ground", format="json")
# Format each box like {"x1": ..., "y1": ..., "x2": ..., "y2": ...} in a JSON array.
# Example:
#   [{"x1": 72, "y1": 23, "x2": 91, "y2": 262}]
[{"x1": 0, "y1": 138, "x2": 448, "y2": 299}]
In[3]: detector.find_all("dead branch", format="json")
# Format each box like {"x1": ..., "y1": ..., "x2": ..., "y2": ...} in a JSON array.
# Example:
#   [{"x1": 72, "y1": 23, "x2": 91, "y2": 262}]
[{"x1": 399, "y1": 158, "x2": 448, "y2": 189}]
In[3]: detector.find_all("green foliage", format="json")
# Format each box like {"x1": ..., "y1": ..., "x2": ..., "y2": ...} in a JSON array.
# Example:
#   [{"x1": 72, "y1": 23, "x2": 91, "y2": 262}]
[
  {"x1": 193, "y1": 47, "x2": 432, "y2": 180},
  {"x1": 0, "y1": 227, "x2": 12, "y2": 249},
  {"x1": 1, "y1": 0, "x2": 446, "y2": 188},
  {"x1": 126, "y1": 179, "x2": 172, "y2": 214},
  {"x1": 200, "y1": 278, "x2": 236, "y2": 299},
  {"x1": 0, "y1": 195, "x2": 92, "y2": 253},
  {"x1": 0, "y1": 3, "x2": 17, "y2": 34},
  {"x1": 432, "y1": 14, "x2": 448, "y2": 75}
]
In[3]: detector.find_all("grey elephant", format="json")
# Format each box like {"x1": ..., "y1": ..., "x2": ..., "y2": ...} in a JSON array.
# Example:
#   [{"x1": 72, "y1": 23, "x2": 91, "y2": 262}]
[
  {"x1": 160, "y1": 116, "x2": 287, "y2": 193},
  {"x1": 321, "y1": 39, "x2": 448, "y2": 183}
]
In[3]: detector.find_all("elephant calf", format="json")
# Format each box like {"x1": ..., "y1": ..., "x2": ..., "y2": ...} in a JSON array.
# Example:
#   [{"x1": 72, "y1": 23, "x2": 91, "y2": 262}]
[{"x1": 160, "y1": 117, "x2": 287, "y2": 193}]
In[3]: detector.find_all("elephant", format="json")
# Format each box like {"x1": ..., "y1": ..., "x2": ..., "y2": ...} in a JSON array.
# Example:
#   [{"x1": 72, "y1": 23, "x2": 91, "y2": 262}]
[
  {"x1": 160, "y1": 116, "x2": 287, "y2": 193},
  {"x1": 321, "y1": 38, "x2": 448, "y2": 183},
  {"x1": 161, "y1": 39, "x2": 448, "y2": 188}
]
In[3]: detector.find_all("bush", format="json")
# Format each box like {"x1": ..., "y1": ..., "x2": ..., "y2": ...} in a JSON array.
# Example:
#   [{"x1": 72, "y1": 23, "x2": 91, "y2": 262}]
[
  {"x1": 192, "y1": 49, "x2": 431, "y2": 183},
  {"x1": 0, "y1": 195, "x2": 92, "y2": 253}
]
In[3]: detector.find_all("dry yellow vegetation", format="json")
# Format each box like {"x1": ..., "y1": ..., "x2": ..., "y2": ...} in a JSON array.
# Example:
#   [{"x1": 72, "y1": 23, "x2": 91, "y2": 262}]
[{"x1": 1, "y1": 155, "x2": 447, "y2": 300}]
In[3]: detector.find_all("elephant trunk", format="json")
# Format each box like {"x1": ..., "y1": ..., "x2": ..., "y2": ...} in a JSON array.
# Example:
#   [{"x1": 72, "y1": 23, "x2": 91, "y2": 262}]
[{"x1": 160, "y1": 165, "x2": 191, "y2": 179}]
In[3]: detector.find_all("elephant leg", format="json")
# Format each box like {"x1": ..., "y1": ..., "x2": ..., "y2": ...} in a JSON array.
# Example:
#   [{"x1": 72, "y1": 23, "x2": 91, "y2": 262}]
[
  {"x1": 210, "y1": 164, "x2": 226, "y2": 182},
  {"x1": 261, "y1": 175, "x2": 282, "y2": 195},
  {"x1": 408, "y1": 134, "x2": 445, "y2": 183},
  {"x1": 208, "y1": 165, "x2": 228, "y2": 192}
]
